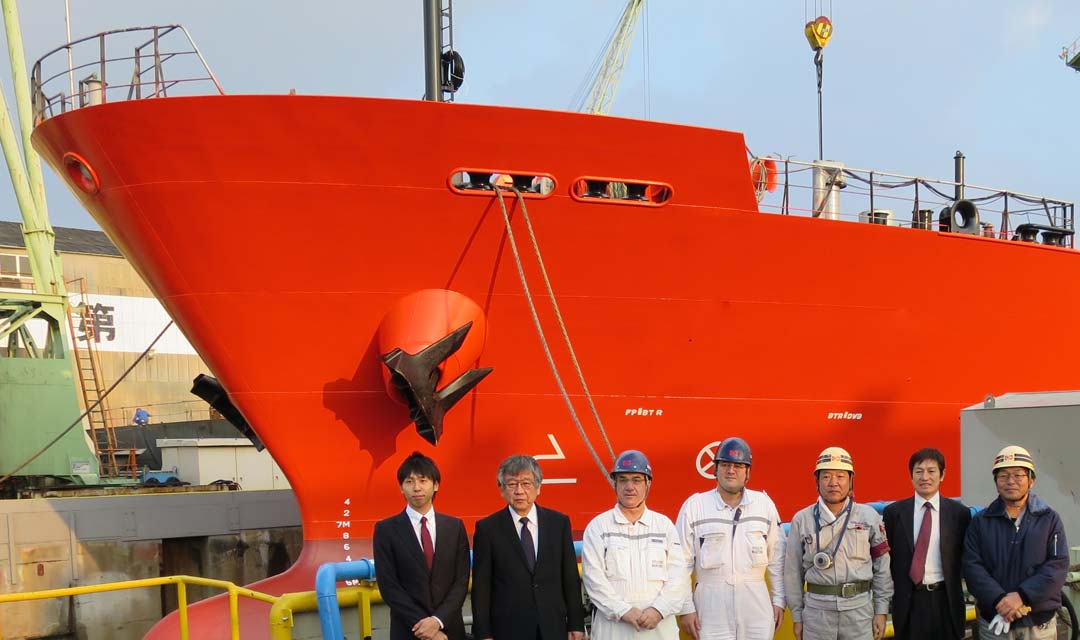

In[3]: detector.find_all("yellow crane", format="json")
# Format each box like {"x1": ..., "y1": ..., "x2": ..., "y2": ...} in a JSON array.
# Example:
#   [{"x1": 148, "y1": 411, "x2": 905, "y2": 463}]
[
  {"x1": 1062, "y1": 35, "x2": 1080, "y2": 72},
  {"x1": 576, "y1": 0, "x2": 645, "y2": 115}
]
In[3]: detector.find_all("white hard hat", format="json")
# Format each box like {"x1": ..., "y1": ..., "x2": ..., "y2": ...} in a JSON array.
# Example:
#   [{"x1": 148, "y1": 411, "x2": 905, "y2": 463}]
[
  {"x1": 815, "y1": 446, "x2": 854, "y2": 473},
  {"x1": 992, "y1": 445, "x2": 1035, "y2": 473}
]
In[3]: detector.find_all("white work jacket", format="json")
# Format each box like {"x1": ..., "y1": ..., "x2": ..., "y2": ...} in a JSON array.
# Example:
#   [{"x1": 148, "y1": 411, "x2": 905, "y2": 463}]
[
  {"x1": 581, "y1": 505, "x2": 689, "y2": 640},
  {"x1": 676, "y1": 488, "x2": 786, "y2": 613}
]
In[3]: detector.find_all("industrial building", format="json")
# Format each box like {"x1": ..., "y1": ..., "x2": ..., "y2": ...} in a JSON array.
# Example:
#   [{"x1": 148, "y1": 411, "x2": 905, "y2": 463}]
[
  {"x1": 1, "y1": 220, "x2": 300, "y2": 638},
  {"x1": 2, "y1": 220, "x2": 211, "y2": 425}
]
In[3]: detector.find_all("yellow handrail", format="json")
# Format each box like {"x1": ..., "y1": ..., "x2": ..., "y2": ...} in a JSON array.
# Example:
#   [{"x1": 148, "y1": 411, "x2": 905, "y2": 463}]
[
  {"x1": 269, "y1": 582, "x2": 383, "y2": 640},
  {"x1": 0, "y1": 570, "x2": 978, "y2": 639},
  {"x1": 0, "y1": 574, "x2": 276, "y2": 640}
]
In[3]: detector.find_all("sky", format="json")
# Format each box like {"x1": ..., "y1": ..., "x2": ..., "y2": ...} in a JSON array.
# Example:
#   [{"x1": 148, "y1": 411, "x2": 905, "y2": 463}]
[{"x1": 1, "y1": 0, "x2": 1079, "y2": 230}]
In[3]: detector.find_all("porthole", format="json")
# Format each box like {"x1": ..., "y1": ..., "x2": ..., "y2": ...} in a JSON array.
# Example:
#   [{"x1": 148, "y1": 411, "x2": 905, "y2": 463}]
[{"x1": 62, "y1": 152, "x2": 100, "y2": 195}]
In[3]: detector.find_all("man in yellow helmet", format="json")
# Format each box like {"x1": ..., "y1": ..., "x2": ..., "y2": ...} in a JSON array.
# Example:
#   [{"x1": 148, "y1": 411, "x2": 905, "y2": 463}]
[
  {"x1": 783, "y1": 447, "x2": 893, "y2": 640},
  {"x1": 963, "y1": 446, "x2": 1068, "y2": 639}
]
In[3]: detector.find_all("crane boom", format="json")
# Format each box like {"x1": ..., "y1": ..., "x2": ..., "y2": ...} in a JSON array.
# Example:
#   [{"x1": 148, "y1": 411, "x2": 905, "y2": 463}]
[
  {"x1": 1063, "y1": 35, "x2": 1080, "y2": 72},
  {"x1": 582, "y1": 0, "x2": 644, "y2": 115},
  {"x1": 1, "y1": 0, "x2": 63, "y2": 295}
]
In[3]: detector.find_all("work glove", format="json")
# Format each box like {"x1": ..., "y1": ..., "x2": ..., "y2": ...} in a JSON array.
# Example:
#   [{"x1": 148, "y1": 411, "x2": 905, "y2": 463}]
[{"x1": 988, "y1": 614, "x2": 1011, "y2": 635}]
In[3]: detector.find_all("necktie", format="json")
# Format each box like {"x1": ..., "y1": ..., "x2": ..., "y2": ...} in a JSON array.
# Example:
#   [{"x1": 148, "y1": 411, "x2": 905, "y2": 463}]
[
  {"x1": 420, "y1": 516, "x2": 434, "y2": 570},
  {"x1": 519, "y1": 516, "x2": 536, "y2": 572},
  {"x1": 909, "y1": 503, "x2": 932, "y2": 584}
]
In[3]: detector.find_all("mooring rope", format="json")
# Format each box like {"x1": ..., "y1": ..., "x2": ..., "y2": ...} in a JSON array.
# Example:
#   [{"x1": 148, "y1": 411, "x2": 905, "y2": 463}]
[
  {"x1": 493, "y1": 187, "x2": 612, "y2": 485},
  {"x1": 509, "y1": 187, "x2": 616, "y2": 463}
]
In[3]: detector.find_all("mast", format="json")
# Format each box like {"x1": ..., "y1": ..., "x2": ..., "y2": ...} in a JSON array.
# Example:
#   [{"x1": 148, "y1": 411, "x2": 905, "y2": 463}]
[{"x1": 422, "y1": 0, "x2": 441, "y2": 101}]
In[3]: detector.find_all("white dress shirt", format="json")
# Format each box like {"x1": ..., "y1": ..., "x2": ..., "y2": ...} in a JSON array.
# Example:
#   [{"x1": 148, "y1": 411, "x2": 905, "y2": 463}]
[
  {"x1": 406, "y1": 504, "x2": 437, "y2": 548},
  {"x1": 913, "y1": 492, "x2": 944, "y2": 584},
  {"x1": 509, "y1": 504, "x2": 539, "y2": 556},
  {"x1": 405, "y1": 504, "x2": 444, "y2": 628}
]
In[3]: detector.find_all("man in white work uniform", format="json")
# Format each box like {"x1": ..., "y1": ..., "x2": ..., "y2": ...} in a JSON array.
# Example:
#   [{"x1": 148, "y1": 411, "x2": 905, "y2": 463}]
[
  {"x1": 676, "y1": 437, "x2": 786, "y2": 639},
  {"x1": 582, "y1": 450, "x2": 689, "y2": 640}
]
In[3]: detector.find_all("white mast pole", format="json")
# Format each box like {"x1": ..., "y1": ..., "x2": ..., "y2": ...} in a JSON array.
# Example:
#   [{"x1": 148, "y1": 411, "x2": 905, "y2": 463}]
[{"x1": 65, "y1": 0, "x2": 74, "y2": 101}]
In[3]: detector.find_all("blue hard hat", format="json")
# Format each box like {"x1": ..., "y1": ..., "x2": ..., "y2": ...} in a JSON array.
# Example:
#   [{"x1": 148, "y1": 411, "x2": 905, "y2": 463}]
[
  {"x1": 610, "y1": 450, "x2": 653, "y2": 479},
  {"x1": 715, "y1": 437, "x2": 752, "y2": 466}
]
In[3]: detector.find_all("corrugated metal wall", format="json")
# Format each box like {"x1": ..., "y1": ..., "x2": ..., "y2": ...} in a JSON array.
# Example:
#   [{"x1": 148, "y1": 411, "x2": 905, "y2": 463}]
[
  {"x1": 1, "y1": 246, "x2": 215, "y2": 426},
  {"x1": 64, "y1": 251, "x2": 214, "y2": 425}
]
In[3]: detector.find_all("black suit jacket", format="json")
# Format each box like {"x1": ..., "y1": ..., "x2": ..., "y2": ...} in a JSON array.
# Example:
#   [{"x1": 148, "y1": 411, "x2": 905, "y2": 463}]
[
  {"x1": 471, "y1": 504, "x2": 585, "y2": 640},
  {"x1": 373, "y1": 510, "x2": 471, "y2": 640},
  {"x1": 883, "y1": 496, "x2": 972, "y2": 640}
]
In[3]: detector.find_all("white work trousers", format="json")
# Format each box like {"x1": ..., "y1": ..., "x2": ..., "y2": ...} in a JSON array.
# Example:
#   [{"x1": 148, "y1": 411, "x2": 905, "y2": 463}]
[{"x1": 694, "y1": 576, "x2": 775, "y2": 640}]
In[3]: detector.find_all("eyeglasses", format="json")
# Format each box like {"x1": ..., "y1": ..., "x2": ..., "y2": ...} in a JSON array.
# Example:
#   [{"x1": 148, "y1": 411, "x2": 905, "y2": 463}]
[
  {"x1": 503, "y1": 480, "x2": 536, "y2": 491},
  {"x1": 996, "y1": 472, "x2": 1030, "y2": 483},
  {"x1": 717, "y1": 462, "x2": 748, "y2": 471}
]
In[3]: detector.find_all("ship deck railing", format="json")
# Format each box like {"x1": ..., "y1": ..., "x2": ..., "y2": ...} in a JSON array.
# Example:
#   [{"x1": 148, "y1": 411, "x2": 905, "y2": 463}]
[
  {"x1": 28, "y1": 27, "x2": 1074, "y2": 250},
  {"x1": 756, "y1": 157, "x2": 1075, "y2": 248},
  {"x1": 31, "y1": 25, "x2": 224, "y2": 124}
]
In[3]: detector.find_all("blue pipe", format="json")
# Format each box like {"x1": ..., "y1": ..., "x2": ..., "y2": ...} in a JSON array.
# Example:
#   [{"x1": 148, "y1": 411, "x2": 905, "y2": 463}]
[
  {"x1": 317, "y1": 542, "x2": 586, "y2": 640},
  {"x1": 316, "y1": 558, "x2": 375, "y2": 640}
]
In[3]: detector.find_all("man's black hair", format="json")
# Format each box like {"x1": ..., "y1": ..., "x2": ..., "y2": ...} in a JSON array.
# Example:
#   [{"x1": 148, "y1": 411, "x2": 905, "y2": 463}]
[
  {"x1": 908, "y1": 448, "x2": 946, "y2": 475},
  {"x1": 397, "y1": 451, "x2": 441, "y2": 485}
]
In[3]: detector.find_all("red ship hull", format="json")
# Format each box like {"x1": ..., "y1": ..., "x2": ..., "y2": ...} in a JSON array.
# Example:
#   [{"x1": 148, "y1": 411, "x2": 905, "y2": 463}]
[{"x1": 32, "y1": 95, "x2": 1080, "y2": 638}]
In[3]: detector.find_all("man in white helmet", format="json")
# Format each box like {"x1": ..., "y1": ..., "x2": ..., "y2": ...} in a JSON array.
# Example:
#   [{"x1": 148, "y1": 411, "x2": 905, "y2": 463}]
[
  {"x1": 582, "y1": 450, "x2": 689, "y2": 640},
  {"x1": 963, "y1": 445, "x2": 1068, "y2": 639},
  {"x1": 784, "y1": 447, "x2": 893, "y2": 640},
  {"x1": 675, "y1": 437, "x2": 786, "y2": 639}
]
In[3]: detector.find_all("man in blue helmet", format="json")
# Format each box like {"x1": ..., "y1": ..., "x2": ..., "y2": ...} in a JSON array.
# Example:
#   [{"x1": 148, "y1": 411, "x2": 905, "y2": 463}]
[
  {"x1": 675, "y1": 437, "x2": 786, "y2": 639},
  {"x1": 582, "y1": 450, "x2": 689, "y2": 640}
]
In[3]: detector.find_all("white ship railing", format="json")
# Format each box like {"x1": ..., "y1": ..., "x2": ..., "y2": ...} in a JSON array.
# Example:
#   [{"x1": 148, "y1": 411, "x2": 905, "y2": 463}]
[
  {"x1": 755, "y1": 157, "x2": 1075, "y2": 248},
  {"x1": 31, "y1": 25, "x2": 223, "y2": 124}
]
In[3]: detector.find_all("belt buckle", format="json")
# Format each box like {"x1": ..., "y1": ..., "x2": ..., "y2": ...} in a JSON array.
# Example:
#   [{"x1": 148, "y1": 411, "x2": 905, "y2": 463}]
[
  {"x1": 841, "y1": 583, "x2": 857, "y2": 598},
  {"x1": 925, "y1": 582, "x2": 940, "y2": 592}
]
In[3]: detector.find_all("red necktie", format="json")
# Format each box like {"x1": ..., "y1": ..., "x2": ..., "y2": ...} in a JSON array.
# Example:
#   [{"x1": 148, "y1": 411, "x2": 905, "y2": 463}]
[
  {"x1": 909, "y1": 503, "x2": 932, "y2": 584},
  {"x1": 420, "y1": 516, "x2": 434, "y2": 570}
]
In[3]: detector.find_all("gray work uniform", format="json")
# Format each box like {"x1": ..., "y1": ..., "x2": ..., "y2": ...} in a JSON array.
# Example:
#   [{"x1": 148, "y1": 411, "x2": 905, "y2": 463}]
[{"x1": 783, "y1": 498, "x2": 894, "y2": 640}]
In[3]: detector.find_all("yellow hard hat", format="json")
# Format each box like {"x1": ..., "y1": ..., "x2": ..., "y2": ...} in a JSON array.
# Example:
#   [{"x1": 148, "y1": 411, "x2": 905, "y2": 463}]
[
  {"x1": 815, "y1": 446, "x2": 854, "y2": 473},
  {"x1": 992, "y1": 445, "x2": 1035, "y2": 473}
]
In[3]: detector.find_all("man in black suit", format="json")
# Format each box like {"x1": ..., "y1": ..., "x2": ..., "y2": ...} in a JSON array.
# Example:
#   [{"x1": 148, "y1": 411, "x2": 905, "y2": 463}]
[
  {"x1": 883, "y1": 448, "x2": 971, "y2": 640},
  {"x1": 471, "y1": 454, "x2": 586, "y2": 640},
  {"x1": 373, "y1": 452, "x2": 470, "y2": 640}
]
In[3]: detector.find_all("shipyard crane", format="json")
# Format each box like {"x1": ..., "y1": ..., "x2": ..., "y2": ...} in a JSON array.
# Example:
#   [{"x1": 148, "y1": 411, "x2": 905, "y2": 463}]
[
  {"x1": 0, "y1": 1, "x2": 127, "y2": 490},
  {"x1": 1062, "y1": 35, "x2": 1080, "y2": 72},
  {"x1": 575, "y1": 0, "x2": 645, "y2": 115}
]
